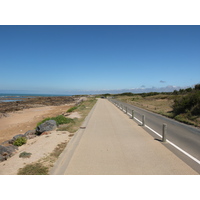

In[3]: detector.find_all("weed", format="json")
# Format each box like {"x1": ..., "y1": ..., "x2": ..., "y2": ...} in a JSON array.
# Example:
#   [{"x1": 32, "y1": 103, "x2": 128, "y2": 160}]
[
  {"x1": 57, "y1": 98, "x2": 97, "y2": 132},
  {"x1": 174, "y1": 114, "x2": 195, "y2": 126},
  {"x1": 18, "y1": 163, "x2": 48, "y2": 175},
  {"x1": 37, "y1": 115, "x2": 74, "y2": 127},
  {"x1": 67, "y1": 106, "x2": 78, "y2": 113},
  {"x1": 13, "y1": 137, "x2": 27, "y2": 146},
  {"x1": 19, "y1": 151, "x2": 32, "y2": 158},
  {"x1": 50, "y1": 142, "x2": 68, "y2": 158}
]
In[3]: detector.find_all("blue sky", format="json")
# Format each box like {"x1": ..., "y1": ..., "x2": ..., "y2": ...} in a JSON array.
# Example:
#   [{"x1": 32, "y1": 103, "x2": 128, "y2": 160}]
[{"x1": 0, "y1": 25, "x2": 200, "y2": 95}]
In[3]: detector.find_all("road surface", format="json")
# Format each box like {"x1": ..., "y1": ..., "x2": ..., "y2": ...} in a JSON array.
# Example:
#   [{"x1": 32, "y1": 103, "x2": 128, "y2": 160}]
[
  {"x1": 50, "y1": 98, "x2": 198, "y2": 175},
  {"x1": 110, "y1": 98, "x2": 200, "y2": 173}
]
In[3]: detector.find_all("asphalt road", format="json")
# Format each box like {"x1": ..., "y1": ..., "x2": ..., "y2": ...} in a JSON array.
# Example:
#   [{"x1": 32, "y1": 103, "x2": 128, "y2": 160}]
[{"x1": 109, "y1": 98, "x2": 200, "y2": 173}]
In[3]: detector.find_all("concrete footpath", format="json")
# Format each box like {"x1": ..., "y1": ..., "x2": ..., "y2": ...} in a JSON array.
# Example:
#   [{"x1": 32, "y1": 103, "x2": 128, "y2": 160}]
[{"x1": 50, "y1": 99, "x2": 198, "y2": 175}]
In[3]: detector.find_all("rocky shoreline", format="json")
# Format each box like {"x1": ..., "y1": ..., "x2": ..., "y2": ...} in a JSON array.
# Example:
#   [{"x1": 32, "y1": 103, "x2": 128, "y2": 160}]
[
  {"x1": 0, "y1": 120, "x2": 57, "y2": 162},
  {"x1": 0, "y1": 96, "x2": 86, "y2": 163},
  {"x1": 0, "y1": 96, "x2": 75, "y2": 114}
]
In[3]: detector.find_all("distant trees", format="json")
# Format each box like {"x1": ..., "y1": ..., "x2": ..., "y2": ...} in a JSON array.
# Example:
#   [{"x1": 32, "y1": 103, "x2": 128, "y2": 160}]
[
  {"x1": 172, "y1": 84, "x2": 200, "y2": 116},
  {"x1": 119, "y1": 92, "x2": 135, "y2": 96},
  {"x1": 172, "y1": 84, "x2": 200, "y2": 95},
  {"x1": 195, "y1": 84, "x2": 200, "y2": 90}
]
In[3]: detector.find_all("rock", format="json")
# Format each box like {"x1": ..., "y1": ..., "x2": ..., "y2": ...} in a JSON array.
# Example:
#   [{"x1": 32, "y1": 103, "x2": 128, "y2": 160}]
[
  {"x1": 13, "y1": 134, "x2": 25, "y2": 140},
  {"x1": 0, "y1": 145, "x2": 18, "y2": 162},
  {"x1": 1, "y1": 140, "x2": 11, "y2": 146},
  {"x1": 0, "y1": 154, "x2": 5, "y2": 162},
  {"x1": 0, "y1": 96, "x2": 75, "y2": 113},
  {"x1": 8, "y1": 139, "x2": 15, "y2": 144},
  {"x1": 41, "y1": 131, "x2": 51, "y2": 136},
  {"x1": 0, "y1": 145, "x2": 7, "y2": 155},
  {"x1": 23, "y1": 129, "x2": 36, "y2": 139},
  {"x1": 9, "y1": 134, "x2": 26, "y2": 144},
  {"x1": 0, "y1": 113, "x2": 10, "y2": 118},
  {"x1": 63, "y1": 113, "x2": 70, "y2": 117},
  {"x1": 36, "y1": 120, "x2": 57, "y2": 134}
]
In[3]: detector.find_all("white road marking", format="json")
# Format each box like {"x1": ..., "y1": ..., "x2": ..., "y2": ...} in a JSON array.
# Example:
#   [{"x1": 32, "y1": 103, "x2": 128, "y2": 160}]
[{"x1": 114, "y1": 102, "x2": 200, "y2": 165}]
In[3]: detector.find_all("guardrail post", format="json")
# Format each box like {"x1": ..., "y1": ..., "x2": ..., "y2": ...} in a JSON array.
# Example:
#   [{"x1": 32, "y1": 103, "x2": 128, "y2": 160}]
[
  {"x1": 162, "y1": 124, "x2": 167, "y2": 142},
  {"x1": 132, "y1": 110, "x2": 134, "y2": 119},
  {"x1": 142, "y1": 115, "x2": 145, "y2": 126},
  {"x1": 125, "y1": 107, "x2": 127, "y2": 114}
]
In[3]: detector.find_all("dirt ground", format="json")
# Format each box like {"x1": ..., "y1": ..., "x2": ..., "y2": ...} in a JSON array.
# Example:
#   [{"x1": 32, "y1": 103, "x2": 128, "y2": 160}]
[
  {"x1": 0, "y1": 103, "x2": 74, "y2": 144},
  {"x1": 0, "y1": 130, "x2": 71, "y2": 175},
  {"x1": 0, "y1": 102, "x2": 83, "y2": 175}
]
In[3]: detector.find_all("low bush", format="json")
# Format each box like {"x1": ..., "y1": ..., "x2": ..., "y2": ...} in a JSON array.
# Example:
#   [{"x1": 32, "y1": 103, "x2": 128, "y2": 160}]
[
  {"x1": 19, "y1": 151, "x2": 32, "y2": 158},
  {"x1": 172, "y1": 91, "x2": 200, "y2": 116},
  {"x1": 53, "y1": 115, "x2": 74, "y2": 125},
  {"x1": 37, "y1": 115, "x2": 74, "y2": 127},
  {"x1": 13, "y1": 137, "x2": 27, "y2": 146},
  {"x1": 37, "y1": 117, "x2": 52, "y2": 126},
  {"x1": 18, "y1": 163, "x2": 48, "y2": 175},
  {"x1": 67, "y1": 106, "x2": 78, "y2": 113}
]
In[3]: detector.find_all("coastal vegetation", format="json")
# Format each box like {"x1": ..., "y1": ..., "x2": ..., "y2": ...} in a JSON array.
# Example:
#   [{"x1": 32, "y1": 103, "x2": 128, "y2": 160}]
[
  {"x1": 13, "y1": 137, "x2": 27, "y2": 146},
  {"x1": 112, "y1": 84, "x2": 200, "y2": 127},
  {"x1": 17, "y1": 141, "x2": 68, "y2": 175},
  {"x1": 57, "y1": 97, "x2": 97, "y2": 132},
  {"x1": 18, "y1": 163, "x2": 49, "y2": 175},
  {"x1": 36, "y1": 115, "x2": 74, "y2": 127},
  {"x1": 67, "y1": 105, "x2": 79, "y2": 112}
]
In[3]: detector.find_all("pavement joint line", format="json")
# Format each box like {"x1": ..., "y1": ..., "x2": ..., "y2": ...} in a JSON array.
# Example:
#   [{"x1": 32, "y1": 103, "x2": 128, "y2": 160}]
[{"x1": 112, "y1": 101, "x2": 200, "y2": 166}]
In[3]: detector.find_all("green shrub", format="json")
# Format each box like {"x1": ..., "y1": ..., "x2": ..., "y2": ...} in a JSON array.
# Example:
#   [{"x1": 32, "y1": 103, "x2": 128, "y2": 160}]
[
  {"x1": 174, "y1": 114, "x2": 194, "y2": 125},
  {"x1": 194, "y1": 84, "x2": 200, "y2": 90},
  {"x1": 67, "y1": 106, "x2": 78, "y2": 113},
  {"x1": 13, "y1": 137, "x2": 27, "y2": 146},
  {"x1": 172, "y1": 91, "x2": 200, "y2": 115},
  {"x1": 37, "y1": 117, "x2": 52, "y2": 126},
  {"x1": 52, "y1": 115, "x2": 74, "y2": 125},
  {"x1": 19, "y1": 151, "x2": 32, "y2": 158},
  {"x1": 37, "y1": 115, "x2": 74, "y2": 127}
]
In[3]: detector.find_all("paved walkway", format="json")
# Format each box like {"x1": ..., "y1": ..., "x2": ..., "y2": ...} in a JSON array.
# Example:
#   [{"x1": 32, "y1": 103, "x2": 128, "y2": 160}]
[{"x1": 51, "y1": 99, "x2": 198, "y2": 175}]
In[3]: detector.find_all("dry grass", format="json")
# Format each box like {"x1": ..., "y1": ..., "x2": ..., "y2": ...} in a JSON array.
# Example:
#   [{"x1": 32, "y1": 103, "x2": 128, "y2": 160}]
[
  {"x1": 57, "y1": 97, "x2": 97, "y2": 133},
  {"x1": 18, "y1": 163, "x2": 49, "y2": 175},
  {"x1": 116, "y1": 94, "x2": 200, "y2": 127},
  {"x1": 17, "y1": 140, "x2": 68, "y2": 175},
  {"x1": 117, "y1": 94, "x2": 174, "y2": 117}
]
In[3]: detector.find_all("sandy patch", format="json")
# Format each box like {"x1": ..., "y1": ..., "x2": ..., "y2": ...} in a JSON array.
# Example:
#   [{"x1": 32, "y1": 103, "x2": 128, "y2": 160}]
[
  {"x1": 0, "y1": 130, "x2": 71, "y2": 175},
  {"x1": 67, "y1": 112, "x2": 81, "y2": 119},
  {"x1": 0, "y1": 104, "x2": 73, "y2": 144}
]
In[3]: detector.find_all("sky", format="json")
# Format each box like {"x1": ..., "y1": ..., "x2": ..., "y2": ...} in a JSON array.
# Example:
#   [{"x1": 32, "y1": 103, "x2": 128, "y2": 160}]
[{"x1": 0, "y1": 25, "x2": 200, "y2": 95}]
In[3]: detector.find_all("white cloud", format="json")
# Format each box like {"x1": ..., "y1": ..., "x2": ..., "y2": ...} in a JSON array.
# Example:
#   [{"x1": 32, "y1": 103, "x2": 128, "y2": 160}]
[{"x1": 66, "y1": 85, "x2": 185, "y2": 95}]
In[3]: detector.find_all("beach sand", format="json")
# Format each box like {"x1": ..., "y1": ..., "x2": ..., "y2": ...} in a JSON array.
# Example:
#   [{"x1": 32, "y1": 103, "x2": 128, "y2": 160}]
[
  {"x1": 0, "y1": 130, "x2": 71, "y2": 175},
  {"x1": 0, "y1": 102, "x2": 84, "y2": 175},
  {"x1": 0, "y1": 104, "x2": 74, "y2": 144}
]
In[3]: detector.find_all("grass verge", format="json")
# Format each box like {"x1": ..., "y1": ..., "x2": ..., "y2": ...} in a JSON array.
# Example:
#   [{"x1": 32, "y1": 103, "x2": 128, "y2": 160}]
[
  {"x1": 67, "y1": 106, "x2": 78, "y2": 113},
  {"x1": 57, "y1": 97, "x2": 97, "y2": 132},
  {"x1": 37, "y1": 115, "x2": 73, "y2": 127},
  {"x1": 18, "y1": 163, "x2": 49, "y2": 175}
]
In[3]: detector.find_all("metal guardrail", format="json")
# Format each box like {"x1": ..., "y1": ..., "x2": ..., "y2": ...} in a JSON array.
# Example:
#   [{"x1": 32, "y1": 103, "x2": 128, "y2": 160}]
[
  {"x1": 107, "y1": 98, "x2": 200, "y2": 167},
  {"x1": 109, "y1": 99, "x2": 167, "y2": 143}
]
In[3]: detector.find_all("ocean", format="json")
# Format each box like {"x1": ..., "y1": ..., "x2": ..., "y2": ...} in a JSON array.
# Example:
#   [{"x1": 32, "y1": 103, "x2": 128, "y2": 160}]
[{"x1": 0, "y1": 93, "x2": 71, "y2": 102}]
